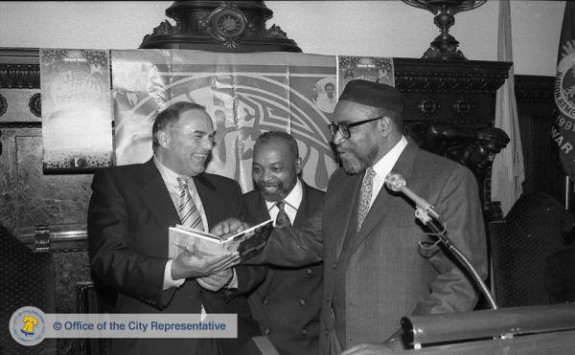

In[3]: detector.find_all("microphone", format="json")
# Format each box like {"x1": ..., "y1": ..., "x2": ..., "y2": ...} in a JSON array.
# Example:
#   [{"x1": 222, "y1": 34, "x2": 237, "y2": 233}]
[
  {"x1": 384, "y1": 173, "x2": 440, "y2": 220},
  {"x1": 384, "y1": 172, "x2": 499, "y2": 310}
]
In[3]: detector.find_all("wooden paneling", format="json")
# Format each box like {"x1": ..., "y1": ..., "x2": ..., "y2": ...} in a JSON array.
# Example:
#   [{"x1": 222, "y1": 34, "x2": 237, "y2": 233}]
[{"x1": 515, "y1": 75, "x2": 565, "y2": 206}]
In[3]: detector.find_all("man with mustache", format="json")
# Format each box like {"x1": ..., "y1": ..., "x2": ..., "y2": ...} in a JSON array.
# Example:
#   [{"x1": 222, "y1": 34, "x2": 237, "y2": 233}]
[
  {"x1": 236, "y1": 131, "x2": 324, "y2": 355},
  {"x1": 88, "y1": 101, "x2": 257, "y2": 355},
  {"x1": 256, "y1": 80, "x2": 487, "y2": 354}
]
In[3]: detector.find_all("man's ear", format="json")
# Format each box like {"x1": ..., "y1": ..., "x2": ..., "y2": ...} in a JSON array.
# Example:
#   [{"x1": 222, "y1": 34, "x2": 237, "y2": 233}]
[
  {"x1": 295, "y1": 157, "x2": 303, "y2": 175},
  {"x1": 158, "y1": 129, "x2": 170, "y2": 148},
  {"x1": 378, "y1": 117, "x2": 393, "y2": 137}
]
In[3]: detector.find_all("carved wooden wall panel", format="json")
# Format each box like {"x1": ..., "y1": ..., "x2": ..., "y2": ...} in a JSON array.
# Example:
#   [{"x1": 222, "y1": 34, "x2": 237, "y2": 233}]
[
  {"x1": 1, "y1": 126, "x2": 91, "y2": 237},
  {"x1": 515, "y1": 75, "x2": 564, "y2": 206}
]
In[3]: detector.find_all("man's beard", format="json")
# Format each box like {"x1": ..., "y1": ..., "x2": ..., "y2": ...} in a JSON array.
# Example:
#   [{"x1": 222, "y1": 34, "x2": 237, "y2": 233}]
[
  {"x1": 340, "y1": 146, "x2": 378, "y2": 175},
  {"x1": 257, "y1": 180, "x2": 291, "y2": 202}
]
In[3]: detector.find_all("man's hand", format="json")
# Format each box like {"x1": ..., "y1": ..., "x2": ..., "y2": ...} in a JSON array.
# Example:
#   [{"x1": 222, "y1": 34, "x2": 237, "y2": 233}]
[
  {"x1": 197, "y1": 269, "x2": 233, "y2": 292},
  {"x1": 171, "y1": 244, "x2": 240, "y2": 280},
  {"x1": 210, "y1": 218, "x2": 251, "y2": 239}
]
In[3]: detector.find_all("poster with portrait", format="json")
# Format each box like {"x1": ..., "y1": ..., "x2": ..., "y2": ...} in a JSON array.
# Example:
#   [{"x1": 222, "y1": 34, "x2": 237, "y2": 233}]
[
  {"x1": 40, "y1": 49, "x2": 113, "y2": 172},
  {"x1": 111, "y1": 49, "x2": 338, "y2": 192},
  {"x1": 337, "y1": 56, "x2": 395, "y2": 94}
]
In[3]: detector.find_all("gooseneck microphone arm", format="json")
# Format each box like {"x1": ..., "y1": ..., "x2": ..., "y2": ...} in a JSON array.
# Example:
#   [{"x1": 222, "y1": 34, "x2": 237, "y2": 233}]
[{"x1": 385, "y1": 173, "x2": 498, "y2": 310}]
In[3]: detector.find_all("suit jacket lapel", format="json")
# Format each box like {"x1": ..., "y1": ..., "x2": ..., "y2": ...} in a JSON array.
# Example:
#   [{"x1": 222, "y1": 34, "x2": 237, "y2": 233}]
[
  {"x1": 192, "y1": 174, "x2": 220, "y2": 227},
  {"x1": 340, "y1": 141, "x2": 419, "y2": 260},
  {"x1": 334, "y1": 174, "x2": 363, "y2": 260},
  {"x1": 292, "y1": 179, "x2": 311, "y2": 227},
  {"x1": 138, "y1": 159, "x2": 181, "y2": 230},
  {"x1": 252, "y1": 194, "x2": 271, "y2": 224}
]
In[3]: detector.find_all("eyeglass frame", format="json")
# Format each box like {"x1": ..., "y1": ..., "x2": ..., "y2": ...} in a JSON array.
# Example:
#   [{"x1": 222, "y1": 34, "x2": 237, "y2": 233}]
[{"x1": 328, "y1": 116, "x2": 383, "y2": 139}]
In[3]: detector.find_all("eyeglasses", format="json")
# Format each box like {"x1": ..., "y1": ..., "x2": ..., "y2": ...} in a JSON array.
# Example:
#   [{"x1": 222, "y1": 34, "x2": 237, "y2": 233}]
[{"x1": 328, "y1": 116, "x2": 383, "y2": 139}]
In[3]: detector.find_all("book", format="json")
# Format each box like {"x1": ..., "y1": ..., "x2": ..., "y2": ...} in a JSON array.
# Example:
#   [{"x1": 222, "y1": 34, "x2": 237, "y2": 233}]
[{"x1": 169, "y1": 219, "x2": 274, "y2": 261}]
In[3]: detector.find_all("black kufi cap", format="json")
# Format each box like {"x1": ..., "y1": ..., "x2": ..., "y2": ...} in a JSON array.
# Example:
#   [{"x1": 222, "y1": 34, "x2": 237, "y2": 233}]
[{"x1": 339, "y1": 80, "x2": 403, "y2": 112}]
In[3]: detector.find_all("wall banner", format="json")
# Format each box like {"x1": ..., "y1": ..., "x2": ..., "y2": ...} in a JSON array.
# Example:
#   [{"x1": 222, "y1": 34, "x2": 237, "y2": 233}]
[
  {"x1": 40, "y1": 49, "x2": 113, "y2": 173},
  {"x1": 112, "y1": 49, "x2": 339, "y2": 191}
]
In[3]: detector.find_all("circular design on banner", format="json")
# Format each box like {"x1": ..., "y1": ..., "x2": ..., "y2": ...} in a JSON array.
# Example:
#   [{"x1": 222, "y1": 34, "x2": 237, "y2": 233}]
[
  {"x1": 555, "y1": 49, "x2": 575, "y2": 119},
  {"x1": 208, "y1": 6, "x2": 247, "y2": 42},
  {"x1": 9, "y1": 306, "x2": 47, "y2": 346}
]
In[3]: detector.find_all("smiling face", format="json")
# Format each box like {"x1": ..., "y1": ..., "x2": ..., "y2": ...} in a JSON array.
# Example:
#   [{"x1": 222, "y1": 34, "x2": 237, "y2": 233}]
[
  {"x1": 157, "y1": 109, "x2": 215, "y2": 176},
  {"x1": 252, "y1": 138, "x2": 302, "y2": 202}
]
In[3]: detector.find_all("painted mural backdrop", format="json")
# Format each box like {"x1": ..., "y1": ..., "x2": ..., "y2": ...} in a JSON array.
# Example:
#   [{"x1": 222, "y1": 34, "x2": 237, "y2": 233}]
[{"x1": 112, "y1": 50, "x2": 339, "y2": 191}]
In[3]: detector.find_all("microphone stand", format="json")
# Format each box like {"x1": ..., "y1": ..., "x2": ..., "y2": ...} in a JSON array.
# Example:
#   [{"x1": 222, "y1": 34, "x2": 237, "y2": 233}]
[{"x1": 415, "y1": 208, "x2": 498, "y2": 310}]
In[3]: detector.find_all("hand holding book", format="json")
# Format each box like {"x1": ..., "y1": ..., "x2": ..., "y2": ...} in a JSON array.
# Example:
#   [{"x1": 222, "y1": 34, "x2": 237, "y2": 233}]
[
  {"x1": 170, "y1": 244, "x2": 240, "y2": 280},
  {"x1": 169, "y1": 218, "x2": 274, "y2": 262}
]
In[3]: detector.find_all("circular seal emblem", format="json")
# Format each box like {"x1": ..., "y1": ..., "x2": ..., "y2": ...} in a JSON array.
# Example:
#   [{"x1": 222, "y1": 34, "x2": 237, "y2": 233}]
[
  {"x1": 9, "y1": 306, "x2": 46, "y2": 346},
  {"x1": 555, "y1": 48, "x2": 575, "y2": 119}
]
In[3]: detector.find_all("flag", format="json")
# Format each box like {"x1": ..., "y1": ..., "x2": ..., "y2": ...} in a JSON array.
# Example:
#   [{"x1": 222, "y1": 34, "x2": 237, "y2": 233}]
[
  {"x1": 491, "y1": 0, "x2": 525, "y2": 216},
  {"x1": 552, "y1": 1, "x2": 575, "y2": 184}
]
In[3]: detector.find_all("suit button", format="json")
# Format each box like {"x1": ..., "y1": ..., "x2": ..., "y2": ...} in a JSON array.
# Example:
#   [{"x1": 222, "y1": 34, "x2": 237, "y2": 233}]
[
  {"x1": 301, "y1": 328, "x2": 308, "y2": 336},
  {"x1": 299, "y1": 299, "x2": 306, "y2": 306},
  {"x1": 263, "y1": 327, "x2": 271, "y2": 335},
  {"x1": 326, "y1": 294, "x2": 331, "y2": 303},
  {"x1": 262, "y1": 298, "x2": 269, "y2": 305},
  {"x1": 306, "y1": 268, "x2": 313, "y2": 275},
  {"x1": 332, "y1": 262, "x2": 337, "y2": 269}
]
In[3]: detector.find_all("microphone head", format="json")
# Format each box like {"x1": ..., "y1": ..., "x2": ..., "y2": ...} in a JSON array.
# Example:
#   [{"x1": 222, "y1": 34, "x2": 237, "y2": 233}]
[{"x1": 385, "y1": 173, "x2": 406, "y2": 192}]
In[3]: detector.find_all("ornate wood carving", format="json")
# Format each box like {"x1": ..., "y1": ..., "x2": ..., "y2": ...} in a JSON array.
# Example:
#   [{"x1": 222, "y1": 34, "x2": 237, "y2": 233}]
[
  {"x1": 0, "y1": 63, "x2": 40, "y2": 89},
  {"x1": 515, "y1": 75, "x2": 554, "y2": 104},
  {"x1": 28, "y1": 93, "x2": 41, "y2": 118},
  {"x1": 140, "y1": 0, "x2": 301, "y2": 53},
  {"x1": 0, "y1": 48, "x2": 41, "y2": 89},
  {"x1": 392, "y1": 58, "x2": 512, "y2": 213},
  {"x1": 0, "y1": 93, "x2": 7, "y2": 117}
]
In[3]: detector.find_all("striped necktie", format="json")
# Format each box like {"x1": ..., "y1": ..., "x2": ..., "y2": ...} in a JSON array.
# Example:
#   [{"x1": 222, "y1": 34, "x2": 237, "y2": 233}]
[
  {"x1": 177, "y1": 176, "x2": 204, "y2": 231},
  {"x1": 275, "y1": 200, "x2": 291, "y2": 228},
  {"x1": 357, "y1": 167, "x2": 376, "y2": 232}
]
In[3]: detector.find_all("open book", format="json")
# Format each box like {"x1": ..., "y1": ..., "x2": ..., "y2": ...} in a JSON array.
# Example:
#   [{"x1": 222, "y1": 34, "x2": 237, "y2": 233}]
[{"x1": 169, "y1": 219, "x2": 274, "y2": 261}]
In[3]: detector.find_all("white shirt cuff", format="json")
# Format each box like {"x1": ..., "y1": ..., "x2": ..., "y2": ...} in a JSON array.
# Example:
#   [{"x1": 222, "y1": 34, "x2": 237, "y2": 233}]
[
  {"x1": 163, "y1": 259, "x2": 185, "y2": 290},
  {"x1": 225, "y1": 268, "x2": 238, "y2": 289}
]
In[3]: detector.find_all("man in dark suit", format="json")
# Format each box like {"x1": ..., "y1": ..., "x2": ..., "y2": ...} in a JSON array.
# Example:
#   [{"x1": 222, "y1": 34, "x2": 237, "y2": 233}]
[
  {"x1": 237, "y1": 131, "x2": 324, "y2": 355},
  {"x1": 255, "y1": 80, "x2": 488, "y2": 354},
  {"x1": 88, "y1": 101, "x2": 256, "y2": 355}
]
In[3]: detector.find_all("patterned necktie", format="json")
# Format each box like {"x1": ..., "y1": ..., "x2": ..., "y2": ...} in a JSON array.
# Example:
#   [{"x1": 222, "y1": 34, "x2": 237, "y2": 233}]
[
  {"x1": 357, "y1": 167, "x2": 376, "y2": 232},
  {"x1": 177, "y1": 176, "x2": 204, "y2": 231},
  {"x1": 275, "y1": 201, "x2": 291, "y2": 228}
]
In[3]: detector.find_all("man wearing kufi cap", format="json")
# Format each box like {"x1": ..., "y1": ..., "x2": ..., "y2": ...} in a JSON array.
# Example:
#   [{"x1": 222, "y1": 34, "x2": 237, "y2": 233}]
[{"x1": 256, "y1": 79, "x2": 487, "y2": 354}]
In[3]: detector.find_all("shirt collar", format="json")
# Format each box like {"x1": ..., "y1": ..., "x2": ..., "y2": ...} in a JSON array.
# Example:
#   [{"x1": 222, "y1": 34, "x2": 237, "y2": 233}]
[
  {"x1": 371, "y1": 135, "x2": 408, "y2": 179},
  {"x1": 265, "y1": 178, "x2": 303, "y2": 212},
  {"x1": 154, "y1": 156, "x2": 184, "y2": 188}
]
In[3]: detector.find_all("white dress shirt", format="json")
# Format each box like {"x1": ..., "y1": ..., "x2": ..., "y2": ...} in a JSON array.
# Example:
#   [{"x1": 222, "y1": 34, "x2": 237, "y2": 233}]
[
  {"x1": 368, "y1": 135, "x2": 408, "y2": 209},
  {"x1": 265, "y1": 179, "x2": 303, "y2": 226}
]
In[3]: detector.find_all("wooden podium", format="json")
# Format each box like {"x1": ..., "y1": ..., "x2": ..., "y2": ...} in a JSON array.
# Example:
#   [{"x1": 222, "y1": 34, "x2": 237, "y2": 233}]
[{"x1": 394, "y1": 303, "x2": 575, "y2": 354}]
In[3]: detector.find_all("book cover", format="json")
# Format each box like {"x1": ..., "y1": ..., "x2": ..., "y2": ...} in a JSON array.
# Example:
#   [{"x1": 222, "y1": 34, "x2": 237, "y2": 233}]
[{"x1": 169, "y1": 219, "x2": 274, "y2": 261}]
